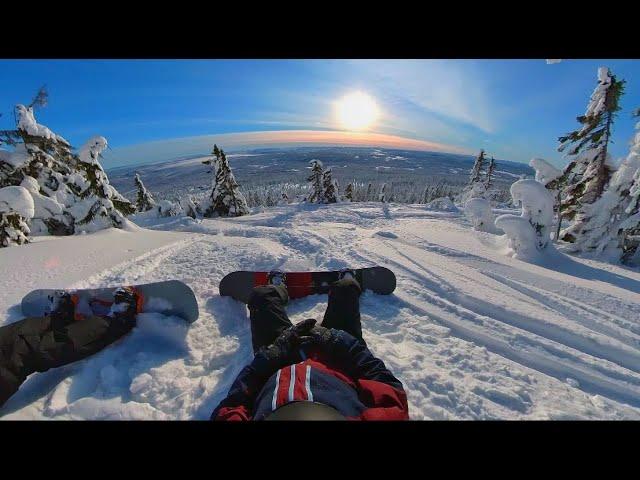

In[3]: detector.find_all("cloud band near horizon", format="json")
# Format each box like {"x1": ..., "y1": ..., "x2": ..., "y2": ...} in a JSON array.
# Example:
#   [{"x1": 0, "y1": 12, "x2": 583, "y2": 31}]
[{"x1": 106, "y1": 129, "x2": 473, "y2": 168}]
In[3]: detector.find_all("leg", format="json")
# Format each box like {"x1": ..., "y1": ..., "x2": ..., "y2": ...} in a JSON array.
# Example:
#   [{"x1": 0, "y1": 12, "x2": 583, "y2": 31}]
[
  {"x1": 248, "y1": 285, "x2": 292, "y2": 353},
  {"x1": 322, "y1": 277, "x2": 363, "y2": 341},
  {"x1": 0, "y1": 314, "x2": 134, "y2": 408}
]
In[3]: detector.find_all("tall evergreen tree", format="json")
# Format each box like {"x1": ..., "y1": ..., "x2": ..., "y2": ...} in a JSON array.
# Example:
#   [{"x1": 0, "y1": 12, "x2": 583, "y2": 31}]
[
  {"x1": 460, "y1": 149, "x2": 488, "y2": 203},
  {"x1": 322, "y1": 167, "x2": 338, "y2": 203},
  {"x1": 485, "y1": 156, "x2": 496, "y2": 190},
  {"x1": 379, "y1": 183, "x2": 387, "y2": 203},
  {"x1": 553, "y1": 67, "x2": 625, "y2": 243},
  {"x1": 134, "y1": 173, "x2": 156, "y2": 212},
  {"x1": 344, "y1": 181, "x2": 354, "y2": 202},
  {"x1": 204, "y1": 148, "x2": 249, "y2": 217},
  {"x1": 307, "y1": 159, "x2": 324, "y2": 203}
]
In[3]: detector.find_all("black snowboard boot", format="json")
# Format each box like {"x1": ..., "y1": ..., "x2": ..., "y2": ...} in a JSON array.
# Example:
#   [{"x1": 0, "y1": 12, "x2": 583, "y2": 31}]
[
  {"x1": 47, "y1": 290, "x2": 76, "y2": 328},
  {"x1": 109, "y1": 286, "x2": 139, "y2": 327},
  {"x1": 267, "y1": 270, "x2": 286, "y2": 286}
]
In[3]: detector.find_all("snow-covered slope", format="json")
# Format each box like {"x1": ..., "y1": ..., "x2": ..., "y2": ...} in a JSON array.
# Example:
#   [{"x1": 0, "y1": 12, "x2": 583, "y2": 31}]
[{"x1": 2, "y1": 202, "x2": 640, "y2": 419}]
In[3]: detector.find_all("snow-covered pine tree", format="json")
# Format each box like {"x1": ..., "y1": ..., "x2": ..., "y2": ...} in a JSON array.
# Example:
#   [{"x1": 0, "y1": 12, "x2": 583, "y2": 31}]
[
  {"x1": 460, "y1": 149, "x2": 488, "y2": 203},
  {"x1": 379, "y1": 183, "x2": 387, "y2": 203},
  {"x1": 554, "y1": 67, "x2": 625, "y2": 243},
  {"x1": 134, "y1": 173, "x2": 156, "y2": 212},
  {"x1": 344, "y1": 181, "x2": 354, "y2": 202},
  {"x1": 485, "y1": 156, "x2": 496, "y2": 190},
  {"x1": 322, "y1": 167, "x2": 338, "y2": 204},
  {"x1": 204, "y1": 148, "x2": 249, "y2": 217},
  {"x1": 612, "y1": 110, "x2": 640, "y2": 263},
  {"x1": 0, "y1": 99, "x2": 134, "y2": 235},
  {"x1": 307, "y1": 159, "x2": 324, "y2": 203},
  {"x1": 68, "y1": 136, "x2": 136, "y2": 230},
  {"x1": 200, "y1": 144, "x2": 221, "y2": 214},
  {"x1": 366, "y1": 182, "x2": 373, "y2": 201},
  {"x1": 279, "y1": 191, "x2": 289, "y2": 205}
]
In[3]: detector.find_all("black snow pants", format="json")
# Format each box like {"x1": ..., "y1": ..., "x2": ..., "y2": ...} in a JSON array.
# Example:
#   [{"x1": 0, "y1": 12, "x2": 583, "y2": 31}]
[
  {"x1": 247, "y1": 277, "x2": 363, "y2": 353},
  {"x1": 0, "y1": 313, "x2": 134, "y2": 408}
]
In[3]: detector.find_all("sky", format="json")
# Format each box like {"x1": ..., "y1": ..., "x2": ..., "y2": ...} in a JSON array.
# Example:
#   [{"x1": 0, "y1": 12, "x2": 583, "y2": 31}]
[{"x1": 1, "y1": 59, "x2": 639, "y2": 169}]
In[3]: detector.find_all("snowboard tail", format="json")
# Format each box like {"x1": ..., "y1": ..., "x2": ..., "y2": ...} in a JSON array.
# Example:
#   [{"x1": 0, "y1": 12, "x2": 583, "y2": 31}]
[
  {"x1": 219, "y1": 266, "x2": 396, "y2": 304},
  {"x1": 21, "y1": 280, "x2": 199, "y2": 323}
]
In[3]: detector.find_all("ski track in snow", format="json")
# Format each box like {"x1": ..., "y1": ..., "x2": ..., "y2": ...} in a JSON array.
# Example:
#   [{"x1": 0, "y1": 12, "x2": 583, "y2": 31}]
[{"x1": 3, "y1": 202, "x2": 640, "y2": 419}]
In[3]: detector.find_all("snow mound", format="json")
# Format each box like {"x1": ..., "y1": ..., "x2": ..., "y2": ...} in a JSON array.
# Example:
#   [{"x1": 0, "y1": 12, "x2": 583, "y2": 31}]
[
  {"x1": 495, "y1": 215, "x2": 541, "y2": 261},
  {"x1": 464, "y1": 198, "x2": 497, "y2": 233},
  {"x1": 426, "y1": 196, "x2": 459, "y2": 212},
  {"x1": 0, "y1": 186, "x2": 34, "y2": 219}
]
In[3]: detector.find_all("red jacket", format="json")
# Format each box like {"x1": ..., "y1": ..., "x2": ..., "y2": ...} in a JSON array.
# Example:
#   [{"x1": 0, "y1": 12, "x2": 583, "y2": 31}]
[{"x1": 211, "y1": 330, "x2": 409, "y2": 420}]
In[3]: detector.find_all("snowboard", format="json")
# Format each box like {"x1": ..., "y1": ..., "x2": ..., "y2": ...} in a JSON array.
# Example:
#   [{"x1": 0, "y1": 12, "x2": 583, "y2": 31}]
[
  {"x1": 21, "y1": 280, "x2": 199, "y2": 324},
  {"x1": 219, "y1": 266, "x2": 396, "y2": 304}
]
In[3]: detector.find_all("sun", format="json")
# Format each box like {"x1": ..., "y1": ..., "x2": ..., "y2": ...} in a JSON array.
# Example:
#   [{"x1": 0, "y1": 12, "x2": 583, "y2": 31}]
[{"x1": 336, "y1": 91, "x2": 379, "y2": 131}]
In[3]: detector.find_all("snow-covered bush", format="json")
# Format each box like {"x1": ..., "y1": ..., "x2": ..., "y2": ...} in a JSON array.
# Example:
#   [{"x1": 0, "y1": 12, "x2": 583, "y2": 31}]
[
  {"x1": 495, "y1": 179, "x2": 555, "y2": 260},
  {"x1": 510, "y1": 179, "x2": 555, "y2": 250},
  {"x1": 179, "y1": 196, "x2": 197, "y2": 219},
  {"x1": 465, "y1": 198, "x2": 496, "y2": 232},
  {"x1": 426, "y1": 196, "x2": 459, "y2": 212},
  {"x1": 157, "y1": 200, "x2": 181, "y2": 217},
  {"x1": 0, "y1": 186, "x2": 34, "y2": 247},
  {"x1": 495, "y1": 215, "x2": 541, "y2": 260}
]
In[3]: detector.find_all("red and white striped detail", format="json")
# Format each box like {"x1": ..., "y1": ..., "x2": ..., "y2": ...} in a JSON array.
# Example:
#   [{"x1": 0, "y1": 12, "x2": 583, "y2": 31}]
[{"x1": 271, "y1": 363, "x2": 313, "y2": 411}]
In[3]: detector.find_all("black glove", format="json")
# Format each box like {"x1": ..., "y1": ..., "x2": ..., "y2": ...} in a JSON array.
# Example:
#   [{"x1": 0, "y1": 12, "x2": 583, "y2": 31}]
[{"x1": 253, "y1": 318, "x2": 319, "y2": 374}]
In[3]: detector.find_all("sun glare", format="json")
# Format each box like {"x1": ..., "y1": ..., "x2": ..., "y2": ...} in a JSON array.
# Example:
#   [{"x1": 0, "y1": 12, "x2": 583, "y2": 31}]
[{"x1": 336, "y1": 91, "x2": 379, "y2": 131}]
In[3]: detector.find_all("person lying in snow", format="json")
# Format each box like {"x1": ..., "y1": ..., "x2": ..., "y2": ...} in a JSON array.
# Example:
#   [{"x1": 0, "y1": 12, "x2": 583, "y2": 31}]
[
  {"x1": 0, "y1": 287, "x2": 140, "y2": 408},
  {"x1": 211, "y1": 269, "x2": 409, "y2": 420}
]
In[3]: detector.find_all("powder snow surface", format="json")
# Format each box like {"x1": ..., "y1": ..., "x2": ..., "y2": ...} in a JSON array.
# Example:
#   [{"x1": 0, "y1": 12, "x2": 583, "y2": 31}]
[{"x1": 2, "y1": 202, "x2": 640, "y2": 420}]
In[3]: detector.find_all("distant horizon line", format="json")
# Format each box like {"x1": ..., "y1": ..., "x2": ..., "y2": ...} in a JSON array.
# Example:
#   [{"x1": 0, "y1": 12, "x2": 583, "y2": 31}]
[{"x1": 104, "y1": 129, "x2": 477, "y2": 169}]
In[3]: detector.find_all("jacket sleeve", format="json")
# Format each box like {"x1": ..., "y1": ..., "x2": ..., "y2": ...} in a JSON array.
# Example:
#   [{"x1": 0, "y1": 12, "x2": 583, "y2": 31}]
[
  {"x1": 330, "y1": 330, "x2": 409, "y2": 420},
  {"x1": 210, "y1": 348, "x2": 287, "y2": 421}
]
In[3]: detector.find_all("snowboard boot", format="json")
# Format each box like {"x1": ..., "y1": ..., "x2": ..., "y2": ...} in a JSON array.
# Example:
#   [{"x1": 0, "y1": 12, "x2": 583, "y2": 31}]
[
  {"x1": 267, "y1": 270, "x2": 286, "y2": 287},
  {"x1": 109, "y1": 286, "x2": 140, "y2": 327},
  {"x1": 47, "y1": 290, "x2": 76, "y2": 328},
  {"x1": 338, "y1": 268, "x2": 356, "y2": 281}
]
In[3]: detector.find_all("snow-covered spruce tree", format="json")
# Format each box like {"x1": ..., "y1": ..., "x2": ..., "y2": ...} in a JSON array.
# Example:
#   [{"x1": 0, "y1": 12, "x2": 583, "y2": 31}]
[
  {"x1": 200, "y1": 144, "x2": 221, "y2": 214},
  {"x1": 322, "y1": 167, "x2": 338, "y2": 204},
  {"x1": 379, "y1": 183, "x2": 387, "y2": 203},
  {"x1": 554, "y1": 67, "x2": 625, "y2": 243},
  {"x1": 609, "y1": 111, "x2": 640, "y2": 263},
  {"x1": 485, "y1": 156, "x2": 496, "y2": 190},
  {"x1": 307, "y1": 159, "x2": 324, "y2": 203},
  {"x1": 460, "y1": 149, "x2": 488, "y2": 203},
  {"x1": 0, "y1": 100, "x2": 134, "y2": 235},
  {"x1": 204, "y1": 148, "x2": 249, "y2": 217},
  {"x1": 344, "y1": 182, "x2": 354, "y2": 202},
  {"x1": 0, "y1": 186, "x2": 34, "y2": 247},
  {"x1": 366, "y1": 182, "x2": 373, "y2": 201},
  {"x1": 134, "y1": 173, "x2": 156, "y2": 212},
  {"x1": 67, "y1": 136, "x2": 136, "y2": 231},
  {"x1": 279, "y1": 191, "x2": 289, "y2": 205}
]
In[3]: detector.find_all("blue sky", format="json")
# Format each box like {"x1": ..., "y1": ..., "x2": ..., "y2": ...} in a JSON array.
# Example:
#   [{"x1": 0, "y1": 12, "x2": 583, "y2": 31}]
[{"x1": 1, "y1": 59, "x2": 639, "y2": 168}]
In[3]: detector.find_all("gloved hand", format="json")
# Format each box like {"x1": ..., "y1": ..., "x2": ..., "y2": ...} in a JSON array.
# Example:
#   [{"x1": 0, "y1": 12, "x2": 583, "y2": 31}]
[{"x1": 253, "y1": 319, "x2": 319, "y2": 375}]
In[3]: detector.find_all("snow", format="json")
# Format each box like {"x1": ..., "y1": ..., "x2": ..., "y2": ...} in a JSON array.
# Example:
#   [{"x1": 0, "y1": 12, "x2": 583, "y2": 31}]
[
  {"x1": 529, "y1": 158, "x2": 562, "y2": 186},
  {"x1": 78, "y1": 136, "x2": 108, "y2": 166},
  {"x1": 0, "y1": 186, "x2": 35, "y2": 219},
  {"x1": 510, "y1": 179, "x2": 555, "y2": 249},
  {"x1": 3, "y1": 202, "x2": 640, "y2": 419},
  {"x1": 15, "y1": 105, "x2": 68, "y2": 145},
  {"x1": 464, "y1": 198, "x2": 497, "y2": 233},
  {"x1": 0, "y1": 144, "x2": 31, "y2": 169},
  {"x1": 426, "y1": 196, "x2": 459, "y2": 212}
]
